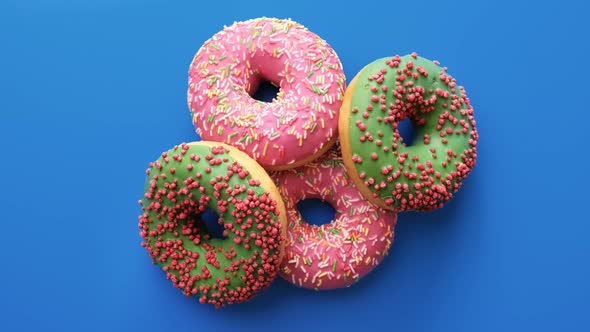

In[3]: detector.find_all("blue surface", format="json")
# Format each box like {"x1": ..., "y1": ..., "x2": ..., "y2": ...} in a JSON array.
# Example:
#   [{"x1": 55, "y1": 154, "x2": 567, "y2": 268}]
[{"x1": 1, "y1": 1, "x2": 589, "y2": 331}]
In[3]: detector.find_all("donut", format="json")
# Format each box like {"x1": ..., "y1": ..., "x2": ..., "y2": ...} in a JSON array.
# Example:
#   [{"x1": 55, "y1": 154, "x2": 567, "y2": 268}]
[
  {"x1": 138, "y1": 141, "x2": 287, "y2": 308},
  {"x1": 339, "y1": 53, "x2": 478, "y2": 211},
  {"x1": 187, "y1": 18, "x2": 346, "y2": 170},
  {"x1": 270, "y1": 146, "x2": 396, "y2": 290}
]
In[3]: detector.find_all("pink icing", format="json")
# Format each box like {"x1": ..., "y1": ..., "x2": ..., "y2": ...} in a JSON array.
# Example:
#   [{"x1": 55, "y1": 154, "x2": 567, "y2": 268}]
[
  {"x1": 187, "y1": 18, "x2": 346, "y2": 168},
  {"x1": 270, "y1": 146, "x2": 397, "y2": 290}
]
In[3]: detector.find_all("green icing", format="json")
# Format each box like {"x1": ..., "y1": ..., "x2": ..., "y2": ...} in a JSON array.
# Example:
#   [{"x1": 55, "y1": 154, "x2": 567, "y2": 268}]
[
  {"x1": 139, "y1": 143, "x2": 282, "y2": 305},
  {"x1": 347, "y1": 55, "x2": 478, "y2": 211}
]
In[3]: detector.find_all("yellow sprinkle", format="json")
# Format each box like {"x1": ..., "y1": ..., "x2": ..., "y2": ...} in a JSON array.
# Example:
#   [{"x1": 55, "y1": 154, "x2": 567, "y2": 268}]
[
  {"x1": 263, "y1": 141, "x2": 269, "y2": 156},
  {"x1": 273, "y1": 144, "x2": 279, "y2": 149},
  {"x1": 250, "y1": 127, "x2": 255, "y2": 138},
  {"x1": 299, "y1": 137, "x2": 303, "y2": 146},
  {"x1": 318, "y1": 271, "x2": 327, "y2": 278},
  {"x1": 364, "y1": 227, "x2": 369, "y2": 236},
  {"x1": 321, "y1": 118, "x2": 325, "y2": 128},
  {"x1": 365, "y1": 257, "x2": 371, "y2": 264},
  {"x1": 246, "y1": 60, "x2": 251, "y2": 68}
]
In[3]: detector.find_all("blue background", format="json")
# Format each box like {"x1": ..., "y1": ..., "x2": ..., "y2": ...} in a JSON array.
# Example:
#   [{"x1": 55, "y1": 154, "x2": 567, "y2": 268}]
[{"x1": 1, "y1": 0, "x2": 589, "y2": 331}]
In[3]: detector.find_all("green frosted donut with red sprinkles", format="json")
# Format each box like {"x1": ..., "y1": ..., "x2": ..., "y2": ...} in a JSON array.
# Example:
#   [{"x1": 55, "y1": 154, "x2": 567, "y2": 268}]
[
  {"x1": 339, "y1": 53, "x2": 478, "y2": 212},
  {"x1": 138, "y1": 141, "x2": 287, "y2": 308}
]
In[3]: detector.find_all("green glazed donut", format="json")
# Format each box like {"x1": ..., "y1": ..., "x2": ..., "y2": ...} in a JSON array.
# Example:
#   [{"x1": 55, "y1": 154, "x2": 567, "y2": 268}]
[
  {"x1": 339, "y1": 53, "x2": 478, "y2": 212},
  {"x1": 138, "y1": 141, "x2": 287, "y2": 308}
]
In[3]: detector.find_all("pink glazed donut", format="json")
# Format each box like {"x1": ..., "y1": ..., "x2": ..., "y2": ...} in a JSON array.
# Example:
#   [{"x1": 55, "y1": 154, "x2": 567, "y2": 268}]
[
  {"x1": 187, "y1": 18, "x2": 346, "y2": 170},
  {"x1": 270, "y1": 146, "x2": 397, "y2": 290}
]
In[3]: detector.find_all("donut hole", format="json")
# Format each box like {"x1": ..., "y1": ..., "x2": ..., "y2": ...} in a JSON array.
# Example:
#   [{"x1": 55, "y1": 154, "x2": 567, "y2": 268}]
[
  {"x1": 200, "y1": 208, "x2": 226, "y2": 239},
  {"x1": 398, "y1": 117, "x2": 416, "y2": 146},
  {"x1": 296, "y1": 198, "x2": 336, "y2": 226},
  {"x1": 251, "y1": 80, "x2": 280, "y2": 102}
]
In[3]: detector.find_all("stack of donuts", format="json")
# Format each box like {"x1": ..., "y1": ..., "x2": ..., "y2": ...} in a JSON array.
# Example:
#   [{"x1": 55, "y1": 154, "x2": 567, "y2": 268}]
[{"x1": 138, "y1": 17, "x2": 478, "y2": 308}]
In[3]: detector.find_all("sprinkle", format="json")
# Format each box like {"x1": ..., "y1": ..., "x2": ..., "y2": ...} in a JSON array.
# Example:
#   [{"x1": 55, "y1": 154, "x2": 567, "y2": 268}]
[
  {"x1": 217, "y1": 127, "x2": 223, "y2": 135},
  {"x1": 207, "y1": 114, "x2": 215, "y2": 123},
  {"x1": 310, "y1": 83, "x2": 328, "y2": 95},
  {"x1": 328, "y1": 228, "x2": 340, "y2": 234},
  {"x1": 310, "y1": 122, "x2": 317, "y2": 133},
  {"x1": 225, "y1": 65, "x2": 230, "y2": 78},
  {"x1": 332, "y1": 260, "x2": 337, "y2": 272},
  {"x1": 238, "y1": 133, "x2": 249, "y2": 143},
  {"x1": 262, "y1": 141, "x2": 269, "y2": 156}
]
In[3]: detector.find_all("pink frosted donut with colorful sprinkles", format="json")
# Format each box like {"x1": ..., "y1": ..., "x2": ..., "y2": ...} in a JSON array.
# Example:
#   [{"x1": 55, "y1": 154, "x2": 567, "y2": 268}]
[
  {"x1": 270, "y1": 146, "x2": 396, "y2": 290},
  {"x1": 188, "y1": 18, "x2": 346, "y2": 170}
]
